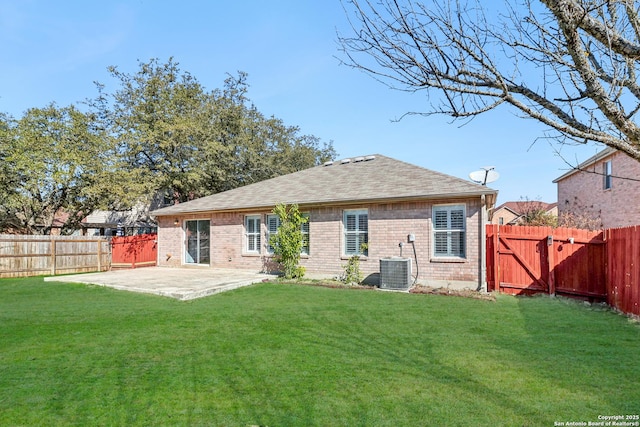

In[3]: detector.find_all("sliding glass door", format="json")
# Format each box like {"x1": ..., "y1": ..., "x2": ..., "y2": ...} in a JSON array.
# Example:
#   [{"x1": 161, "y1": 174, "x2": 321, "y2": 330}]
[{"x1": 185, "y1": 220, "x2": 210, "y2": 264}]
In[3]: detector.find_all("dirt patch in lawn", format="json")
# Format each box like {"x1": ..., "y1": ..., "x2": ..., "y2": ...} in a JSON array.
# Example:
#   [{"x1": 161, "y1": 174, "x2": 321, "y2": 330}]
[
  {"x1": 273, "y1": 279, "x2": 495, "y2": 301},
  {"x1": 409, "y1": 285, "x2": 496, "y2": 301}
]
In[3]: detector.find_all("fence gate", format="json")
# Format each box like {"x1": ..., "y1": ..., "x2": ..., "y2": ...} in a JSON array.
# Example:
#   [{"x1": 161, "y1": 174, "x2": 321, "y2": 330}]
[
  {"x1": 486, "y1": 225, "x2": 606, "y2": 299},
  {"x1": 111, "y1": 234, "x2": 158, "y2": 269}
]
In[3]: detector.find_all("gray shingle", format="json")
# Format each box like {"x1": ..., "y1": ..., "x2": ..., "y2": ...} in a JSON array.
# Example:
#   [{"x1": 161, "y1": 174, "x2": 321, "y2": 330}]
[{"x1": 151, "y1": 154, "x2": 497, "y2": 216}]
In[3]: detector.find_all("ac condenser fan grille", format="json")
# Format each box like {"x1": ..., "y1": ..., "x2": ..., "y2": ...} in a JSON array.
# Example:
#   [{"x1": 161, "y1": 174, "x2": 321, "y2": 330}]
[{"x1": 379, "y1": 257, "x2": 412, "y2": 290}]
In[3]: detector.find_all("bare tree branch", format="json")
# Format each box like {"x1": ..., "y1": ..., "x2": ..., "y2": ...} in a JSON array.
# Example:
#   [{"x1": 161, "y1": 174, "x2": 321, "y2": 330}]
[
  {"x1": 338, "y1": 0, "x2": 640, "y2": 161},
  {"x1": 554, "y1": 144, "x2": 640, "y2": 180}
]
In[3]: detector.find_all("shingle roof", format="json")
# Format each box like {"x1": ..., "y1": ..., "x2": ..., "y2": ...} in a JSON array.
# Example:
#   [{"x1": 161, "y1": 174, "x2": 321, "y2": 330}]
[{"x1": 151, "y1": 154, "x2": 497, "y2": 216}]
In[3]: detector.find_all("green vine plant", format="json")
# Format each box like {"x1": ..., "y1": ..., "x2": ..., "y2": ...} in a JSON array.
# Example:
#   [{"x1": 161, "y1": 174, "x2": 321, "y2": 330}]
[
  {"x1": 269, "y1": 203, "x2": 307, "y2": 280},
  {"x1": 342, "y1": 243, "x2": 368, "y2": 285}
]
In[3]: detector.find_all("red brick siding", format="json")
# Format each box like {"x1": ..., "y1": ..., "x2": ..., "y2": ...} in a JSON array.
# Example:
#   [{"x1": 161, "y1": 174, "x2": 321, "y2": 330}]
[
  {"x1": 156, "y1": 216, "x2": 184, "y2": 267},
  {"x1": 557, "y1": 151, "x2": 640, "y2": 228},
  {"x1": 156, "y1": 198, "x2": 484, "y2": 283}
]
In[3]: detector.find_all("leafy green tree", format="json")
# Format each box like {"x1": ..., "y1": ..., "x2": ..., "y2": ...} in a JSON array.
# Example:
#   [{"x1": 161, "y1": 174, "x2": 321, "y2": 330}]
[
  {"x1": 94, "y1": 58, "x2": 336, "y2": 203},
  {"x1": 0, "y1": 58, "x2": 336, "y2": 234},
  {"x1": 0, "y1": 104, "x2": 124, "y2": 234},
  {"x1": 0, "y1": 113, "x2": 17, "y2": 230},
  {"x1": 93, "y1": 58, "x2": 214, "y2": 203},
  {"x1": 269, "y1": 203, "x2": 308, "y2": 279}
]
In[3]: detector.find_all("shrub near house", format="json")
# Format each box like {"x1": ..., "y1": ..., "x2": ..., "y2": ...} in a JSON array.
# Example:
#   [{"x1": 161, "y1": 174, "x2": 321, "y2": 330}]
[
  {"x1": 492, "y1": 200, "x2": 558, "y2": 227},
  {"x1": 268, "y1": 203, "x2": 307, "y2": 279}
]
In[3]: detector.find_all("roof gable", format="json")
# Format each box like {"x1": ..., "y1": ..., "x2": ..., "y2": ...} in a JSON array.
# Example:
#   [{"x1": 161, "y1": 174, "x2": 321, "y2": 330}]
[
  {"x1": 151, "y1": 154, "x2": 497, "y2": 216},
  {"x1": 553, "y1": 147, "x2": 617, "y2": 183}
]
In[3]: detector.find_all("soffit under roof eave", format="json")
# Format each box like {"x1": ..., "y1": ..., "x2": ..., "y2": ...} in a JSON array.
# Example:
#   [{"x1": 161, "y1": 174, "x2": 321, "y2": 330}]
[{"x1": 151, "y1": 191, "x2": 496, "y2": 217}]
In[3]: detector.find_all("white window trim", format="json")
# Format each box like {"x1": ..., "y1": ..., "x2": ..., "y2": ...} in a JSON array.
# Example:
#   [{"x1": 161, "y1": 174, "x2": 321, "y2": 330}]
[
  {"x1": 265, "y1": 214, "x2": 281, "y2": 254},
  {"x1": 301, "y1": 213, "x2": 310, "y2": 256},
  {"x1": 432, "y1": 204, "x2": 466, "y2": 259},
  {"x1": 603, "y1": 160, "x2": 612, "y2": 190},
  {"x1": 343, "y1": 209, "x2": 368, "y2": 257},
  {"x1": 245, "y1": 215, "x2": 261, "y2": 255}
]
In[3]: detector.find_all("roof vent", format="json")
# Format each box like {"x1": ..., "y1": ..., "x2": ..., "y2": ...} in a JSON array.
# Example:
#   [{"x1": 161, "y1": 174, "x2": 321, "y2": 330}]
[
  {"x1": 354, "y1": 156, "x2": 365, "y2": 162},
  {"x1": 341, "y1": 158, "x2": 352, "y2": 164},
  {"x1": 365, "y1": 155, "x2": 376, "y2": 161},
  {"x1": 323, "y1": 161, "x2": 334, "y2": 167}
]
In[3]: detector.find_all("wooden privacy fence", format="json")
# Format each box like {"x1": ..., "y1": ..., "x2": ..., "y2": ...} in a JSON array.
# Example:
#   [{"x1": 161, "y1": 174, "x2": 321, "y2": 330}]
[
  {"x1": 605, "y1": 226, "x2": 640, "y2": 316},
  {"x1": 110, "y1": 234, "x2": 157, "y2": 269},
  {"x1": 0, "y1": 234, "x2": 110, "y2": 278},
  {"x1": 487, "y1": 224, "x2": 640, "y2": 317}
]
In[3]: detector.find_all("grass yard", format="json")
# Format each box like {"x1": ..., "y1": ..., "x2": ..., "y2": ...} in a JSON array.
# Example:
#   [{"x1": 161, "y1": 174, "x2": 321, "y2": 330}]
[{"x1": 1, "y1": 278, "x2": 639, "y2": 426}]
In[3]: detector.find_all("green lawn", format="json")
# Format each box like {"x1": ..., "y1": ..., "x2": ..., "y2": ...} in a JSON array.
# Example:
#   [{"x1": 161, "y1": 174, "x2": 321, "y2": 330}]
[{"x1": 1, "y1": 278, "x2": 639, "y2": 426}]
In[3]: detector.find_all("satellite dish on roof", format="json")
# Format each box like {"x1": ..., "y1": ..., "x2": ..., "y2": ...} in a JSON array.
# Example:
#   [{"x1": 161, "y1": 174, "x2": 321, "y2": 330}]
[{"x1": 469, "y1": 167, "x2": 499, "y2": 185}]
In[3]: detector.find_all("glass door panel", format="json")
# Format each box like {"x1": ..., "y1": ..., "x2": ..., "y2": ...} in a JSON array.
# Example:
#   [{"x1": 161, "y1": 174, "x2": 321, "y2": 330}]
[
  {"x1": 198, "y1": 220, "x2": 210, "y2": 264},
  {"x1": 185, "y1": 220, "x2": 210, "y2": 264}
]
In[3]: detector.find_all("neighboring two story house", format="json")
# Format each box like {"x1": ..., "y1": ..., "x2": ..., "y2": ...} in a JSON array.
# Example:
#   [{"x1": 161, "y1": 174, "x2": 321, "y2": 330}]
[{"x1": 553, "y1": 148, "x2": 640, "y2": 229}]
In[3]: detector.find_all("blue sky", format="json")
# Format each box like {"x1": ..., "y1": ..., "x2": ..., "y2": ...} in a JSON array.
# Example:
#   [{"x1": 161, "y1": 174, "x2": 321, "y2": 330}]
[{"x1": 0, "y1": 0, "x2": 606, "y2": 204}]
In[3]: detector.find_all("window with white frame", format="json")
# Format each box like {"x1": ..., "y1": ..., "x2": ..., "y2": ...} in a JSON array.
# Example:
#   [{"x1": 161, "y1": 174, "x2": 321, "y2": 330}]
[
  {"x1": 266, "y1": 213, "x2": 310, "y2": 255},
  {"x1": 301, "y1": 214, "x2": 309, "y2": 255},
  {"x1": 603, "y1": 160, "x2": 612, "y2": 190},
  {"x1": 344, "y1": 210, "x2": 368, "y2": 256},
  {"x1": 245, "y1": 215, "x2": 261, "y2": 254},
  {"x1": 266, "y1": 214, "x2": 281, "y2": 254},
  {"x1": 433, "y1": 205, "x2": 466, "y2": 258}
]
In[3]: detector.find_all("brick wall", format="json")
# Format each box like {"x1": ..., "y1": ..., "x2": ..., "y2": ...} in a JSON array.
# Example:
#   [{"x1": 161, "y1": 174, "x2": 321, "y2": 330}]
[
  {"x1": 557, "y1": 151, "x2": 640, "y2": 228},
  {"x1": 156, "y1": 197, "x2": 485, "y2": 285},
  {"x1": 156, "y1": 216, "x2": 184, "y2": 267}
]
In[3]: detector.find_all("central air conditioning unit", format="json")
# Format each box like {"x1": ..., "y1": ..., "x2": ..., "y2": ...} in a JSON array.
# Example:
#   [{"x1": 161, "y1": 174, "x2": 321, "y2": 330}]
[{"x1": 379, "y1": 257, "x2": 412, "y2": 290}]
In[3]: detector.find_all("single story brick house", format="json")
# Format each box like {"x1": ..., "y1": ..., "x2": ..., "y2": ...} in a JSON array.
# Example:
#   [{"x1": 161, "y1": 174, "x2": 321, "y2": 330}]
[{"x1": 151, "y1": 155, "x2": 497, "y2": 289}]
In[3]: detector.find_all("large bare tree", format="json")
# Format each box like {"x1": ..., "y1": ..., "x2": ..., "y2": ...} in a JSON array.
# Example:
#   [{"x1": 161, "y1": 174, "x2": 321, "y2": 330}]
[{"x1": 338, "y1": 0, "x2": 640, "y2": 161}]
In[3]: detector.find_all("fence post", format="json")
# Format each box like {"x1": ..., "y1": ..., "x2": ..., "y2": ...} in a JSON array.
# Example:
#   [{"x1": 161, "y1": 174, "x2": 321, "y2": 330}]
[
  {"x1": 547, "y1": 235, "x2": 555, "y2": 296},
  {"x1": 97, "y1": 239, "x2": 102, "y2": 271},
  {"x1": 492, "y1": 225, "x2": 500, "y2": 292},
  {"x1": 50, "y1": 238, "x2": 56, "y2": 276}
]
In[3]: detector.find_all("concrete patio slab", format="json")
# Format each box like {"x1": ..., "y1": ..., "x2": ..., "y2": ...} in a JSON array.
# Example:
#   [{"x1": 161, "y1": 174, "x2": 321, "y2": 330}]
[{"x1": 44, "y1": 267, "x2": 275, "y2": 300}]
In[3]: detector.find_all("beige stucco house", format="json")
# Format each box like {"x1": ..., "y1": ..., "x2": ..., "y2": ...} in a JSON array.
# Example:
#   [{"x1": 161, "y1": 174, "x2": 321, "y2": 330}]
[
  {"x1": 151, "y1": 155, "x2": 497, "y2": 290},
  {"x1": 553, "y1": 148, "x2": 640, "y2": 228}
]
